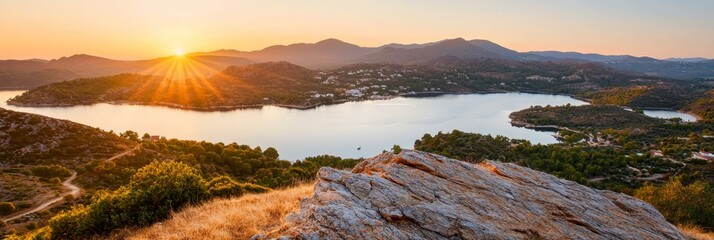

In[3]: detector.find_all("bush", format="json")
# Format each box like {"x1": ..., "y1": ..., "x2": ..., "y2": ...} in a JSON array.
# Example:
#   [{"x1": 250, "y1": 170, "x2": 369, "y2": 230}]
[
  {"x1": 48, "y1": 205, "x2": 90, "y2": 239},
  {"x1": 0, "y1": 202, "x2": 16, "y2": 215},
  {"x1": 47, "y1": 161, "x2": 209, "y2": 238},
  {"x1": 24, "y1": 222, "x2": 38, "y2": 230},
  {"x1": 31, "y1": 165, "x2": 71, "y2": 179},
  {"x1": 207, "y1": 176, "x2": 270, "y2": 198},
  {"x1": 207, "y1": 176, "x2": 243, "y2": 198},
  {"x1": 49, "y1": 177, "x2": 62, "y2": 185},
  {"x1": 241, "y1": 183, "x2": 270, "y2": 194},
  {"x1": 635, "y1": 177, "x2": 714, "y2": 228}
]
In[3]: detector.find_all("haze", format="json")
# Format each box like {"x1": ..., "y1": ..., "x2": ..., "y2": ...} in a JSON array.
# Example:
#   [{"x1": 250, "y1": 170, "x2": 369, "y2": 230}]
[{"x1": 1, "y1": 0, "x2": 713, "y2": 60}]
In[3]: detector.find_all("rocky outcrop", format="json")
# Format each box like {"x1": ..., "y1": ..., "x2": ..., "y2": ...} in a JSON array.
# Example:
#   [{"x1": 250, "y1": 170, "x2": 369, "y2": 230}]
[{"x1": 280, "y1": 150, "x2": 684, "y2": 239}]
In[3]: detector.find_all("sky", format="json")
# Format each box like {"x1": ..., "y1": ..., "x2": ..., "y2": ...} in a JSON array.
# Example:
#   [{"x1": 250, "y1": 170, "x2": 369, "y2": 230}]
[{"x1": 1, "y1": 0, "x2": 713, "y2": 60}]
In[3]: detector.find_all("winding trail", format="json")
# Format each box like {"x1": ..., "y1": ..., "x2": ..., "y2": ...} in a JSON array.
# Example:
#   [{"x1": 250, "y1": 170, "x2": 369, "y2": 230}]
[
  {"x1": 3, "y1": 171, "x2": 79, "y2": 222},
  {"x1": 2, "y1": 145, "x2": 139, "y2": 222}
]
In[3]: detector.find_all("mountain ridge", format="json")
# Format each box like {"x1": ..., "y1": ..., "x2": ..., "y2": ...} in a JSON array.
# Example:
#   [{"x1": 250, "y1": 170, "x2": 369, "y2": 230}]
[{"x1": 2, "y1": 37, "x2": 714, "y2": 89}]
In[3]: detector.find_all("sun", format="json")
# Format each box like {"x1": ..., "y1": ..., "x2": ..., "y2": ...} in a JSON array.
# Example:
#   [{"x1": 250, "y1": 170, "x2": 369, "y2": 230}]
[{"x1": 174, "y1": 49, "x2": 185, "y2": 57}]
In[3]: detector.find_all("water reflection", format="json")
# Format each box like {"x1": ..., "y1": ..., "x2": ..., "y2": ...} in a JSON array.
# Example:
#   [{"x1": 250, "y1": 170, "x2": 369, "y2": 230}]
[{"x1": 1, "y1": 91, "x2": 589, "y2": 160}]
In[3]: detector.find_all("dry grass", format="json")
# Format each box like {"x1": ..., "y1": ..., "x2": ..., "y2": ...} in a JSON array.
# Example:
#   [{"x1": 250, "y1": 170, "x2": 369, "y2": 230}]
[
  {"x1": 679, "y1": 225, "x2": 714, "y2": 240},
  {"x1": 123, "y1": 184, "x2": 313, "y2": 240}
]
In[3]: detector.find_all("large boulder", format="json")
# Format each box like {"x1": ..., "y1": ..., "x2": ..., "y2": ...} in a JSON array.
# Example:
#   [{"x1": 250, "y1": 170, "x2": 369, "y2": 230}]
[{"x1": 281, "y1": 150, "x2": 684, "y2": 239}]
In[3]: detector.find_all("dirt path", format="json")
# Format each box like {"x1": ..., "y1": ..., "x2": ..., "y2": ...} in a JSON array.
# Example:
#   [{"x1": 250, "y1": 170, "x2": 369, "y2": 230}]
[
  {"x1": 3, "y1": 171, "x2": 79, "y2": 222},
  {"x1": 104, "y1": 145, "x2": 140, "y2": 163},
  {"x1": 3, "y1": 145, "x2": 139, "y2": 222}
]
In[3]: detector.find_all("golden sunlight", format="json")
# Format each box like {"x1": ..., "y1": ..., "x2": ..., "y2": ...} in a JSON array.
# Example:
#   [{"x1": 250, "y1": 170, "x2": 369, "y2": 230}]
[{"x1": 175, "y1": 49, "x2": 185, "y2": 56}]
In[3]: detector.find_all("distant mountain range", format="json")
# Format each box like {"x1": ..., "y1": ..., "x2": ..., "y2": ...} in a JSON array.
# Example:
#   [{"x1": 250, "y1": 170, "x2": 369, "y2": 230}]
[
  {"x1": 1, "y1": 38, "x2": 713, "y2": 89},
  {"x1": 0, "y1": 54, "x2": 252, "y2": 89}
]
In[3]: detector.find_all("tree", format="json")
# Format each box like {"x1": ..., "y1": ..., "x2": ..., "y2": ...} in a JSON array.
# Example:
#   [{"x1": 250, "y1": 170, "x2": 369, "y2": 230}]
[
  {"x1": 120, "y1": 130, "x2": 140, "y2": 142},
  {"x1": 635, "y1": 178, "x2": 714, "y2": 228},
  {"x1": 392, "y1": 145, "x2": 403, "y2": 154},
  {"x1": 263, "y1": 147, "x2": 279, "y2": 160},
  {"x1": 31, "y1": 165, "x2": 71, "y2": 178}
]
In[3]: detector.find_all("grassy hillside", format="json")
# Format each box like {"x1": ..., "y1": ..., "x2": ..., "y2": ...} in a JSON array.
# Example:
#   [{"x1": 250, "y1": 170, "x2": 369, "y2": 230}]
[
  {"x1": 122, "y1": 184, "x2": 312, "y2": 240},
  {"x1": 0, "y1": 108, "x2": 133, "y2": 167},
  {"x1": 0, "y1": 109, "x2": 359, "y2": 238},
  {"x1": 123, "y1": 171, "x2": 711, "y2": 240},
  {"x1": 684, "y1": 90, "x2": 714, "y2": 122}
]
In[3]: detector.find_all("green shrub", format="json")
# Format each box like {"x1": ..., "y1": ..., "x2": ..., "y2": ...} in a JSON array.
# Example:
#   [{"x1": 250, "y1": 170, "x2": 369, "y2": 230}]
[
  {"x1": 47, "y1": 205, "x2": 90, "y2": 239},
  {"x1": 49, "y1": 177, "x2": 62, "y2": 185},
  {"x1": 47, "y1": 161, "x2": 209, "y2": 238},
  {"x1": 207, "y1": 176, "x2": 243, "y2": 198},
  {"x1": 207, "y1": 176, "x2": 270, "y2": 198},
  {"x1": 635, "y1": 177, "x2": 714, "y2": 228},
  {"x1": 24, "y1": 222, "x2": 38, "y2": 230},
  {"x1": 0, "y1": 202, "x2": 16, "y2": 215},
  {"x1": 241, "y1": 183, "x2": 270, "y2": 194},
  {"x1": 31, "y1": 165, "x2": 71, "y2": 179}
]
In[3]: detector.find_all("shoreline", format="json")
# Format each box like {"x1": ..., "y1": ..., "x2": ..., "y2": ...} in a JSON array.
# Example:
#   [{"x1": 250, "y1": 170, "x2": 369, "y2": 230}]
[
  {"x1": 508, "y1": 120, "x2": 582, "y2": 133},
  {"x1": 6, "y1": 99, "x2": 354, "y2": 112},
  {"x1": 2, "y1": 90, "x2": 703, "y2": 120}
]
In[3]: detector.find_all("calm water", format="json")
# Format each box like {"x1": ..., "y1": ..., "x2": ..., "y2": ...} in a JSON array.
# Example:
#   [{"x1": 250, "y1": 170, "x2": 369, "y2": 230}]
[
  {"x1": 641, "y1": 110, "x2": 698, "y2": 122},
  {"x1": 1, "y1": 91, "x2": 592, "y2": 160}
]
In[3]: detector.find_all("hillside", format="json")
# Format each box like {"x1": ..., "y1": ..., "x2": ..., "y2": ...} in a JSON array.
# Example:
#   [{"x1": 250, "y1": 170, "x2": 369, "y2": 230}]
[
  {"x1": 200, "y1": 39, "x2": 378, "y2": 68},
  {"x1": 8, "y1": 62, "x2": 330, "y2": 110},
  {"x1": 129, "y1": 150, "x2": 689, "y2": 239},
  {"x1": 684, "y1": 90, "x2": 714, "y2": 122},
  {"x1": 0, "y1": 107, "x2": 133, "y2": 234},
  {"x1": 0, "y1": 55, "x2": 253, "y2": 89},
  {"x1": 9, "y1": 59, "x2": 708, "y2": 111},
  {"x1": 0, "y1": 107, "x2": 362, "y2": 237},
  {"x1": 0, "y1": 107, "x2": 132, "y2": 167},
  {"x1": 528, "y1": 51, "x2": 714, "y2": 79},
  {"x1": 124, "y1": 184, "x2": 313, "y2": 240}
]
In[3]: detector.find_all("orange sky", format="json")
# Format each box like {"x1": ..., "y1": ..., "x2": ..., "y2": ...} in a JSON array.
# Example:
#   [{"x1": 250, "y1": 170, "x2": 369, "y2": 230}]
[{"x1": 1, "y1": 0, "x2": 713, "y2": 60}]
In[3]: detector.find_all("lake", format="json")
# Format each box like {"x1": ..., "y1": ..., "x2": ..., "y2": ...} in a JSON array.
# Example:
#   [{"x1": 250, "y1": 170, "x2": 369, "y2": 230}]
[
  {"x1": 641, "y1": 110, "x2": 698, "y2": 122},
  {"x1": 0, "y1": 91, "x2": 692, "y2": 160}
]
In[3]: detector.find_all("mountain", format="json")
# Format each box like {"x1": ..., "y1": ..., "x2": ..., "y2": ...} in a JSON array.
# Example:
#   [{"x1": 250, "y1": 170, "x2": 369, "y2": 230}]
[
  {"x1": 353, "y1": 38, "x2": 503, "y2": 64},
  {"x1": 3, "y1": 38, "x2": 714, "y2": 89},
  {"x1": 196, "y1": 38, "x2": 378, "y2": 68},
  {"x1": 527, "y1": 51, "x2": 631, "y2": 62},
  {"x1": 603, "y1": 57, "x2": 714, "y2": 79},
  {"x1": 0, "y1": 54, "x2": 253, "y2": 89},
  {"x1": 664, "y1": 57, "x2": 711, "y2": 62},
  {"x1": 529, "y1": 51, "x2": 714, "y2": 79}
]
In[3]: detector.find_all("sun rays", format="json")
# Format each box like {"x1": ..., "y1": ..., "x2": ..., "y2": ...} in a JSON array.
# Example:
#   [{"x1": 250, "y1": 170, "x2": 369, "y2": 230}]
[{"x1": 134, "y1": 55, "x2": 227, "y2": 106}]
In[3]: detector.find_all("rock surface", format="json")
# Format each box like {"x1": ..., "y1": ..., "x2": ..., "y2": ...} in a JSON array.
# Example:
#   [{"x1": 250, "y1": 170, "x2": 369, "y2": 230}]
[{"x1": 281, "y1": 150, "x2": 684, "y2": 239}]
